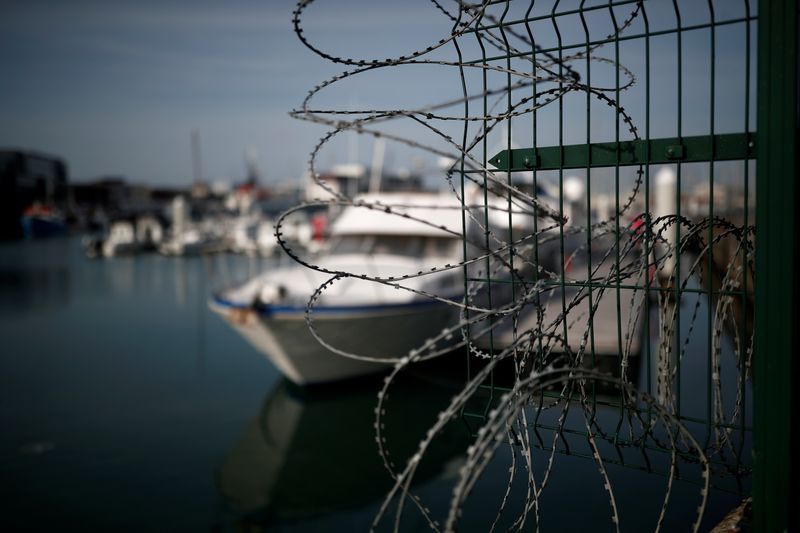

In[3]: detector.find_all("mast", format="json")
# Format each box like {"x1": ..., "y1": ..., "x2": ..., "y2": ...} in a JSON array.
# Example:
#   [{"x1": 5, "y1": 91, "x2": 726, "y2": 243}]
[
  {"x1": 191, "y1": 129, "x2": 203, "y2": 184},
  {"x1": 368, "y1": 137, "x2": 386, "y2": 193}
]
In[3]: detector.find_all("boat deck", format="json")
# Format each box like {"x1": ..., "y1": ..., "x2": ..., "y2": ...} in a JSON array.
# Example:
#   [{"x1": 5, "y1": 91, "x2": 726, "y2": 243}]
[{"x1": 472, "y1": 241, "x2": 649, "y2": 359}]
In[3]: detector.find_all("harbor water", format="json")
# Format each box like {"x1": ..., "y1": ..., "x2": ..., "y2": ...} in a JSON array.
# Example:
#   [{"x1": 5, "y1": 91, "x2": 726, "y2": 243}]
[{"x1": 1, "y1": 237, "x2": 750, "y2": 532}]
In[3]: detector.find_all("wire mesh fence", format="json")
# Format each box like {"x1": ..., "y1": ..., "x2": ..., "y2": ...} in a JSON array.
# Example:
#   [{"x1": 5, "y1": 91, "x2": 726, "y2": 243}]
[
  {"x1": 455, "y1": 0, "x2": 754, "y2": 473},
  {"x1": 287, "y1": 0, "x2": 785, "y2": 530}
]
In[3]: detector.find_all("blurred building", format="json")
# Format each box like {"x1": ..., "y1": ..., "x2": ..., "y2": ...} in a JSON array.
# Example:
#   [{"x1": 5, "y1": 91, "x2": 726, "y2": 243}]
[
  {"x1": 70, "y1": 176, "x2": 181, "y2": 213},
  {"x1": 70, "y1": 176, "x2": 129, "y2": 212},
  {"x1": 0, "y1": 150, "x2": 69, "y2": 239}
]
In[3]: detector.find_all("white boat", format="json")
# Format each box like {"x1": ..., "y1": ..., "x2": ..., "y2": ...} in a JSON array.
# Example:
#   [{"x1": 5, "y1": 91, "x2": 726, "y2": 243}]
[
  {"x1": 210, "y1": 192, "x2": 466, "y2": 385},
  {"x1": 228, "y1": 214, "x2": 261, "y2": 255},
  {"x1": 159, "y1": 226, "x2": 226, "y2": 256},
  {"x1": 159, "y1": 196, "x2": 226, "y2": 256},
  {"x1": 227, "y1": 214, "x2": 279, "y2": 257},
  {"x1": 83, "y1": 214, "x2": 165, "y2": 258},
  {"x1": 101, "y1": 220, "x2": 141, "y2": 257},
  {"x1": 134, "y1": 214, "x2": 164, "y2": 251}
]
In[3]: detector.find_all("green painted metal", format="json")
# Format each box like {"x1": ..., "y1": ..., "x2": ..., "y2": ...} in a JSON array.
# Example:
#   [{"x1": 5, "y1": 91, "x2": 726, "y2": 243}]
[
  {"x1": 488, "y1": 132, "x2": 756, "y2": 172},
  {"x1": 753, "y1": 0, "x2": 799, "y2": 531},
  {"x1": 460, "y1": 0, "x2": 794, "y2": 526}
]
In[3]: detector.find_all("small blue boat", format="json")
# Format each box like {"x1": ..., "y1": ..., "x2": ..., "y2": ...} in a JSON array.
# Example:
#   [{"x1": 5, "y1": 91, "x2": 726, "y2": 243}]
[{"x1": 21, "y1": 204, "x2": 67, "y2": 239}]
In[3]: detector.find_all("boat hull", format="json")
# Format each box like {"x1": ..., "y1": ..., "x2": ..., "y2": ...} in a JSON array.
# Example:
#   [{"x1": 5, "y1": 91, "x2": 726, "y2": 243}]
[
  {"x1": 21, "y1": 216, "x2": 67, "y2": 239},
  {"x1": 211, "y1": 298, "x2": 457, "y2": 385}
]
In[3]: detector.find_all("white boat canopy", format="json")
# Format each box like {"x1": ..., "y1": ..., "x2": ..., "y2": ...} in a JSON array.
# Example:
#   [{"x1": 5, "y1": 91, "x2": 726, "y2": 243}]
[{"x1": 331, "y1": 193, "x2": 464, "y2": 238}]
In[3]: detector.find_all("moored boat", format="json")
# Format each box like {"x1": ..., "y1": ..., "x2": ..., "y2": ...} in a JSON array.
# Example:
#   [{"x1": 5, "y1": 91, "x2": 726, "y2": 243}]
[
  {"x1": 21, "y1": 204, "x2": 67, "y2": 239},
  {"x1": 210, "y1": 192, "x2": 466, "y2": 385}
]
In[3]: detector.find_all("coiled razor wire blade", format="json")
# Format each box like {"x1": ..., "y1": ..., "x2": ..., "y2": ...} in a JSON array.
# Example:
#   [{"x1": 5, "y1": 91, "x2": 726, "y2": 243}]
[{"x1": 280, "y1": 1, "x2": 754, "y2": 530}]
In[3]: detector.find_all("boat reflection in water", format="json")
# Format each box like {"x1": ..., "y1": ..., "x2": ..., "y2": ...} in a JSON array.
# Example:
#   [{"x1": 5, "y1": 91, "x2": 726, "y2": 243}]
[{"x1": 216, "y1": 369, "x2": 469, "y2": 529}]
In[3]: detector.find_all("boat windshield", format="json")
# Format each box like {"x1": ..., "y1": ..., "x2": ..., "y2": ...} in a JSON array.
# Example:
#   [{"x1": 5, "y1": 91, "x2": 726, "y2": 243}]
[{"x1": 328, "y1": 235, "x2": 458, "y2": 258}]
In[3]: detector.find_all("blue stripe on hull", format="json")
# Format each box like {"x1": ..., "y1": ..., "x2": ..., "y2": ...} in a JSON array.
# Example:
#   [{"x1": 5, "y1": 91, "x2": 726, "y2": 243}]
[{"x1": 211, "y1": 292, "x2": 460, "y2": 318}]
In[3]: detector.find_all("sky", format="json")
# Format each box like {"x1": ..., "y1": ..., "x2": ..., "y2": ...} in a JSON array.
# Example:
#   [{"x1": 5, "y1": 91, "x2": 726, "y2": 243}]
[
  {"x1": 0, "y1": 0, "x2": 754, "y2": 188},
  {"x1": 0, "y1": 0, "x2": 451, "y2": 186}
]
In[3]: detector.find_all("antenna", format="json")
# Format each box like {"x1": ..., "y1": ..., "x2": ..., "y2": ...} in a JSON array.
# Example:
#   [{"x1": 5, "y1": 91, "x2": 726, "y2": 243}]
[
  {"x1": 244, "y1": 147, "x2": 262, "y2": 184},
  {"x1": 191, "y1": 129, "x2": 203, "y2": 184},
  {"x1": 368, "y1": 137, "x2": 386, "y2": 193}
]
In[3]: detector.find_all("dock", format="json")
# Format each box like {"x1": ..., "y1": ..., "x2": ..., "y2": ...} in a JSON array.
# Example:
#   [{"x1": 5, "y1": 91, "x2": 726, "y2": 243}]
[{"x1": 473, "y1": 259, "x2": 647, "y2": 359}]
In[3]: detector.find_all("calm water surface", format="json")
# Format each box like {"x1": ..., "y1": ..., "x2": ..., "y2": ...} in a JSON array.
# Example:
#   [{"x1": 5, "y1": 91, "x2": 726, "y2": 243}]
[{"x1": 0, "y1": 237, "x2": 750, "y2": 532}]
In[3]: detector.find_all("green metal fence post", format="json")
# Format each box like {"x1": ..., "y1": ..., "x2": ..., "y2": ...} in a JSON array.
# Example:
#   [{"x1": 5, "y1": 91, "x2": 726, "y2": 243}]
[{"x1": 754, "y1": 1, "x2": 799, "y2": 531}]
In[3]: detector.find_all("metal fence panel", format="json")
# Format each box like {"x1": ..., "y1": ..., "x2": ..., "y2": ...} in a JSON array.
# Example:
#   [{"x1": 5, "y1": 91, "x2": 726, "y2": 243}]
[{"x1": 291, "y1": 0, "x2": 798, "y2": 529}]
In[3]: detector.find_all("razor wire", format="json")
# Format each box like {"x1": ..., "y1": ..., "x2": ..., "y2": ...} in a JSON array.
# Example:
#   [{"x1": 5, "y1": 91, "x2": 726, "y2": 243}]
[{"x1": 278, "y1": 0, "x2": 755, "y2": 530}]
